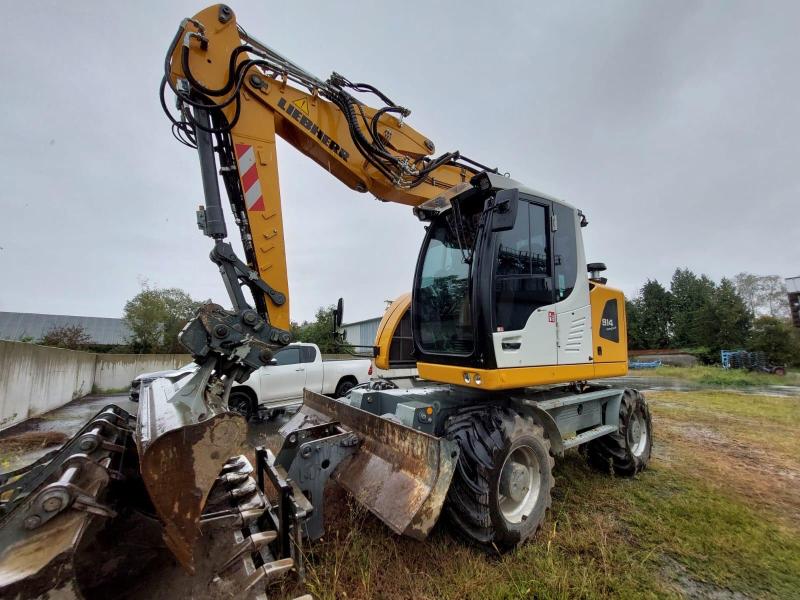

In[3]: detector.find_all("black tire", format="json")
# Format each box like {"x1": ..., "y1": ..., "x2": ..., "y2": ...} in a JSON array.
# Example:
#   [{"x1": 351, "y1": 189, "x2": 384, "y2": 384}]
[
  {"x1": 443, "y1": 407, "x2": 554, "y2": 553},
  {"x1": 334, "y1": 378, "x2": 356, "y2": 398},
  {"x1": 587, "y1": 389, "x2": 652, "y2": 476},
  {"x1": 228, "y1": 390, "x2": 255, "y2": 422}
]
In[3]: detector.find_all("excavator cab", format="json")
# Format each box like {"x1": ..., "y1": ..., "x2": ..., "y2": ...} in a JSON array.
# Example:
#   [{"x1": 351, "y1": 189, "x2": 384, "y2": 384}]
[{"x1": 408, "y1": 172, "x2": 627, "y2": 389}]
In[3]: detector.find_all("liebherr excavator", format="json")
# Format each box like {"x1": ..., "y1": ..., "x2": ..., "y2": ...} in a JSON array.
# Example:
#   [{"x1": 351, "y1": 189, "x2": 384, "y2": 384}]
[{"x1": 0, "y1": 4, "x2": 653, "y2": 598}]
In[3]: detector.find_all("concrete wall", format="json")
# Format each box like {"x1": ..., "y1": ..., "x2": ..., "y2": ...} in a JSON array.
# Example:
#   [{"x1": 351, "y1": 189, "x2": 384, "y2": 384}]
[
  {"x1": 0, "y1": 341, "x2": 95, "y2": 430},
  {"x1": 94, "y1": 353, "x2": 191, "y2": 391},
  {"x1": 0, "y1": 340, "x2": 191, "y2": 431}
]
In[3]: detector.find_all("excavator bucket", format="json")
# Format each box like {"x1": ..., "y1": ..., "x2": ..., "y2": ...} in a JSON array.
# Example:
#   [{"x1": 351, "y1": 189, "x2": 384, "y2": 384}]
[
  {"x1": 283, "y1": 390, "x2": 460, "y2": 540},
  {"x1": 135, "y1": 362, "x2": 248, "y2": 571}
]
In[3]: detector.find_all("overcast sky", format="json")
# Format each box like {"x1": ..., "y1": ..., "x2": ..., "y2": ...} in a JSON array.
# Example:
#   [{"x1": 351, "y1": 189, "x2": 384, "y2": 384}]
[{"x1": 1, "y1": 1, "x2": 798, "y2": 325}]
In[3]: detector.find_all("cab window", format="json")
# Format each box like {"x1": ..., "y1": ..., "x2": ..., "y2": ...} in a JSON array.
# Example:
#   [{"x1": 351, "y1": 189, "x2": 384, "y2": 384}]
[
  {"x1": 301, "y1": 346, "x2": 316, "y2": 363},
  {"x1": 494, "y1": 198, "x2": 554, "y2": 331},
  {"x1": 273, "y1": 347, "x2": 301, "y2": 366},
  {"x1": 553, "y1": 203, "x2": 577, "y2": 301}
]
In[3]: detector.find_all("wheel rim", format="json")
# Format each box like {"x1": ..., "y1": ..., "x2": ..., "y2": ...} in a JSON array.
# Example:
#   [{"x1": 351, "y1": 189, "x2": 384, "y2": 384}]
[
  {"x1": 628, "y1": 409, "x2": 648, "y2": 457},
  {"x1": 497, "y1": 445, "x2": 541, "y2": 523},
  {"x1": 231, "y1": 398, "x2": 250, "y2": 419},
  {"x1": 339, "y1": 382, "x2": 354, "y2": 396}
]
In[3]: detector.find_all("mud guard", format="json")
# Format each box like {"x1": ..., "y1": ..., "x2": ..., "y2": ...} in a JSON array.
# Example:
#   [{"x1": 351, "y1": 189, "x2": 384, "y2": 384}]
[{"x1": 282, "y1": 390, "x2": 460, "y2": 540}]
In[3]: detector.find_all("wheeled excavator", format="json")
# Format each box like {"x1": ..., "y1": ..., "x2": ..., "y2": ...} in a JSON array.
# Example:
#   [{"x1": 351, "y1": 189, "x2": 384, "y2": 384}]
[{"x1": 0, "y1": 4, "x2": 653, "y2": 598}]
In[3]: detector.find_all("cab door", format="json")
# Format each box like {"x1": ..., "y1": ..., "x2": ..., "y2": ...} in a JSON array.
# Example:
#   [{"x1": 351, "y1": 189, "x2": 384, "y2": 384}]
[
  {"x1": 491, "y1": 197, "x2": 558, "y2": 368},
  {"x1": 259, "y1": 346, "x2": 307, "y2": 401},
  {"x1": 552, "y1": 202, "x2": 593, "y2": 365}
]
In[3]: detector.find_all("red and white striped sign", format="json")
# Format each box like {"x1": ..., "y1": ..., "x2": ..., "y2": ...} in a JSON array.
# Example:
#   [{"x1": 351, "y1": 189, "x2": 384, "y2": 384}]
[{"x1": 235, "y1": 143, "x2": 264, "y2": 211}]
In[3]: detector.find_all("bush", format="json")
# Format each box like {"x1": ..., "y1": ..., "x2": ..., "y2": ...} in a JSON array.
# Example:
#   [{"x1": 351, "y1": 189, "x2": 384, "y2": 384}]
[
  {"x1": 748, "y1": 316, "x2": 800, "y2": 367},
  {"x1": 39, "y1": 325, "x2": 92, "y2": 350}
]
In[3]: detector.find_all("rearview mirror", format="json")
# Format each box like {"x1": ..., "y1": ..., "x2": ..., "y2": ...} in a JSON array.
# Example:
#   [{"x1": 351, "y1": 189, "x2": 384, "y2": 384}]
[
  {"x1": 333, "y1": 297, "x2": 344, "y2": 329},
  {"x1": 491, "y1": 189, "x2": 519, "y2": 232}
]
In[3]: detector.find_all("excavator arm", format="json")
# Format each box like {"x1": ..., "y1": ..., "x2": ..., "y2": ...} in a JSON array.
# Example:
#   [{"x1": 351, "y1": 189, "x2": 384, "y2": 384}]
[
  {"x1": 135, "y1": 3, "x2": 488, "y2": 573},
  {"x1": 163, "y1": 4, "x2": 486, "y2": 344}
]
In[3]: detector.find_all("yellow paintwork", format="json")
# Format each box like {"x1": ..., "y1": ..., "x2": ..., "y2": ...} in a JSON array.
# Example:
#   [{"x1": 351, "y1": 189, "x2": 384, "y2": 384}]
[
  {"x1": 373, "y1": 293, "x2": 411, "y2": 370},
  {"x1": 590, "y1": 283, "x2": 629, "y2": 367},
  {"x1": 379, "y1": 284, "x2": 630, "y2": 390},
  {"x1": 170, "y1": 6, "x2": 471, "y2": 331},
  {"x1": 416, "y1": 361, "x2": 628, "y2": 391}
]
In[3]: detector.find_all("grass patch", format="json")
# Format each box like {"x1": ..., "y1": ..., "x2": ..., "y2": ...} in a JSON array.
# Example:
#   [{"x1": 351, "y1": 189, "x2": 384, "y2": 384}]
[
  {"x1": 275, "y1": 388, "x2": 800, "y2": 599},
  {"x1": 631, "y1": 364, "x2": 799, "y2": 387},
  {"x1": 91, "y1": 385, "x2": 130, "y2": 395}
]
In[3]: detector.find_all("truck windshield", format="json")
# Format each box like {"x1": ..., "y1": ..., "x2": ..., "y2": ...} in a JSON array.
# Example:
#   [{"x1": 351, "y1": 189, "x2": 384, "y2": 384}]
[{"x1": 415, "y1": 215, "x2": 473, "y2": 355}]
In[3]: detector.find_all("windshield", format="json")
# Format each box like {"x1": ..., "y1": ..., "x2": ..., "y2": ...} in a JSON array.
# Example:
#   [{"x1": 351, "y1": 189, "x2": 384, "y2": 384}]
[{"x1": 415, "y1": 216, "x2": 473, "y2": 355}]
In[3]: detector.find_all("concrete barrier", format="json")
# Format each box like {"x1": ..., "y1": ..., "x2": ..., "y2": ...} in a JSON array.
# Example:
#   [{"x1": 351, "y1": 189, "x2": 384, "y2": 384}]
[
  {"x1": 94, "y1": 353, "x2": 191, "y2": 391},
  {"x1": 0, "y1": 340, "x2": 191, "y2": 431}
]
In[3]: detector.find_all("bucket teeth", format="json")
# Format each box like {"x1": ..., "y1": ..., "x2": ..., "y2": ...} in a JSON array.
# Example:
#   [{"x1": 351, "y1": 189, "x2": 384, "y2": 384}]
[
  {"x1": 218, "y1": 530, "x2": 278, "y2": 574},
  {"x1": 221, "y1": 455, "x2": 253, "y2": 475},
  {"x1": 230, "y1": 479, "x2": 257, "y2": 499},
  {"x1": 221, "y1": 471, "x2": 250, "y2": 486},
  {"x1": 242, "y1": 558, "x2": 295, "y2": 593}
]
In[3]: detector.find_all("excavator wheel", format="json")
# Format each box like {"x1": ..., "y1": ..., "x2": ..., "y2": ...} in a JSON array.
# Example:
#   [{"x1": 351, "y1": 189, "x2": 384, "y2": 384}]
[
  {"x1": 587, "y1": 388, "x2": 652, "y2": 476},
  {"x1": 443, "y1": 406, "x2": 554, "y2": 553}
]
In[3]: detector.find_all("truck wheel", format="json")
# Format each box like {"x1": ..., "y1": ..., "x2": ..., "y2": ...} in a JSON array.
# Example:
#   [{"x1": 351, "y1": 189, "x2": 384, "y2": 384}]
[
  {"x1": 587, "y1": 389, "x2": 652, "y2": 476},
  {"x1": 335, "y1": 378, "x2": 356, "y2": 398},
  {"x1": 444, "y1": 407, "x2": 554, "y2": 553},
  {"x1": 228, "y1": 390, "x2": 254, "y2": 422}
]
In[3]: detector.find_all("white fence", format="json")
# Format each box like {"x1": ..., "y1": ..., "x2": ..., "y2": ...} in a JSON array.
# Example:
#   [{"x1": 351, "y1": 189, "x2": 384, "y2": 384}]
[{"x1": 0, "y1": 340, "x2": 190, "y2": 431}]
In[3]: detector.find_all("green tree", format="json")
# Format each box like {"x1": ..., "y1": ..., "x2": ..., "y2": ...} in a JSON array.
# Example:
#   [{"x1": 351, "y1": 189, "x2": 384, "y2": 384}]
[
  {"x1": 748, "y1": 316, "x2": 800, "y2": 367},
  {"x1": 757, "y1": 275, "x2": 790, "y2": 319},
  {"x1": 123, "y1": 283, "x2": 204, "y2": 353},
  {"x1": 670, "y1": 268, "x2": 715, "y2": 348},
  {"x1": 733, "y1": 273, "x2": 790, "y2": 318},
  {"x1": 698, "y1": 278, "x2": 752, "y2": 356},
  {"x1": 625, "y1": 299, "x2": 644, "y2": 349},
  {"x1": 291, "y1": 305, "x2": 352, "y2": 354},
  {"x1": 40, "y1": 325, "x2": 92, "y2": 350},
  {"x1": 732, "y1": 272, "x2": 761, "y2": 314},
  {"x1": 630, "y1": 280, "x2": 672, "y2": 349}
]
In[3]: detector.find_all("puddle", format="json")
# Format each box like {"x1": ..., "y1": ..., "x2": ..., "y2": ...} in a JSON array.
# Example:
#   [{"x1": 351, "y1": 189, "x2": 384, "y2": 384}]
[{"x1": 661, "y1": 555, "x2": 752, "y2": 599}]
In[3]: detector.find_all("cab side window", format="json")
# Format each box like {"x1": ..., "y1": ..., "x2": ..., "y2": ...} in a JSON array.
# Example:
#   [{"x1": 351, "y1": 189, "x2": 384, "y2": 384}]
[
  {"x1": 273, "y1": 347, "x2": 301, "y2": 366},
  {"x1": 553, "y1": 203, "x2": 577, "y2": 302},
  {"x1": 301, "y1": 346, "x2": 316, "y2": 363}
]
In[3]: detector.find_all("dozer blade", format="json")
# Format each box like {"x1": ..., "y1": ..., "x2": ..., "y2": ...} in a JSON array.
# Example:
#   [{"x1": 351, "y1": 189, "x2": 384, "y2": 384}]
[
  {"x1": 285, "y1": 390, "x2": 460, "y2": 540},
  {"x1": 136, "y1": 362, "x2": 247, "y2": 572}
]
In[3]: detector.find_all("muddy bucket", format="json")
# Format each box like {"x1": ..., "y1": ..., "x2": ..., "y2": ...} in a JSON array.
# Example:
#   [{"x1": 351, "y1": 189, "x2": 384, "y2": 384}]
[
  {"x1": 284, "y1": 390, "x2": 460, "y2": 540},
  {"x1": 136, "y1": 363, "x2": 247, "y2": 572}
]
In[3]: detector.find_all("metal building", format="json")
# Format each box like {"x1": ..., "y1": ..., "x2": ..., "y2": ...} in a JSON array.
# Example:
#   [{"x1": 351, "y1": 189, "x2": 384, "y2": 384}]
[
  {"x1": 0, "y1": 312, "x2": 131, "y2": 346},
  {"x1": 340, "y1": 317, "x2": 382, "y2": 352}
]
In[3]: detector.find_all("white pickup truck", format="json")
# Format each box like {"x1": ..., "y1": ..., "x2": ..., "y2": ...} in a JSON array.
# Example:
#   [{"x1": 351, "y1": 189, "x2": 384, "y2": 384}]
[{"x1": 130, "y1": 342, "x2": 371, "y2": 420}]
